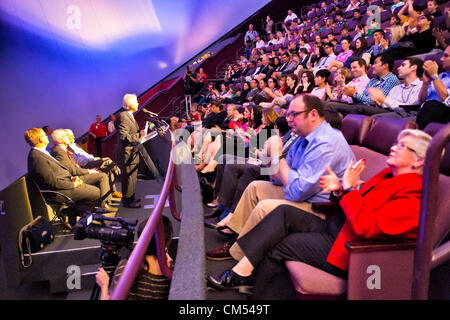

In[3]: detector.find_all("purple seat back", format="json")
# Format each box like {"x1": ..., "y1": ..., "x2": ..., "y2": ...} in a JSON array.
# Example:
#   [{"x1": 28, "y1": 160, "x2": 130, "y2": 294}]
[
  {"x1": 362, "y1": 118, "x2": 412, "y2": 155},
  {"x1": 424, "y1": 123, "x2": 450, "y2": 175},
  {"x1": 342, "y1": 114, "x2": 374, "y2": 146}
]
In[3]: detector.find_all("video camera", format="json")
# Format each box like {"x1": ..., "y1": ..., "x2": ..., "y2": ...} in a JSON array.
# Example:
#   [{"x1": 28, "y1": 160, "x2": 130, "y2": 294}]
[{"x1": 73, "y1": 213, "x2": 137, "y2": 246}]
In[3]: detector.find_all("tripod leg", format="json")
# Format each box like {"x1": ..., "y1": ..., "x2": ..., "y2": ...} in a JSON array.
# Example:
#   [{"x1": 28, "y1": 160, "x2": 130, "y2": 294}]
[{"x1": 90, "y1": 283, "x2": 101, "y2": 300}]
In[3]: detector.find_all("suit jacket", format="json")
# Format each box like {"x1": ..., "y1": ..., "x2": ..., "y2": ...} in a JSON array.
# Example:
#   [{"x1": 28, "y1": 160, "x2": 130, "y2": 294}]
[
  {"x1": 28, "y1": 148, "x2": 75, "y2": 191},
  {"x1": 51, "y1": 145, "x2": 90, "y2": 176},
  {"x1": 299, "y1": 55, "x2": 310, "y2": 68},
  {"x1": 115, "y1": 110, "x2": 141, "y2": 164},
  {"x1": 327, "y1": 168, "x2": 423, "y2": 271}
]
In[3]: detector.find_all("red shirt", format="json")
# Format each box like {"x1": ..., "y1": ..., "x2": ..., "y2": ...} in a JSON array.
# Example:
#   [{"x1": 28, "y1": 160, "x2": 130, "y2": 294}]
[
  {"x1": 327, "y1": 168, "x2": 423, "y2": 271},
  {"x1": 89, "y1": 122, "x2": 107, "y2": 138}
]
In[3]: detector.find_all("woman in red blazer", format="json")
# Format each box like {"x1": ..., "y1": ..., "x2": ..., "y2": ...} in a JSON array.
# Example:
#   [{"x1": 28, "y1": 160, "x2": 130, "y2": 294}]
[{"x1": 207, "y1": 129, "x2": 433, "y2": 298}]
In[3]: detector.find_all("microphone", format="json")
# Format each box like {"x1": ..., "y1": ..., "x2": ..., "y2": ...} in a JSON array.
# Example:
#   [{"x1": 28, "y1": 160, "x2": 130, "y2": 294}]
[{"x1": 142, "y1": 108, "x2": 159, "y2": 117}]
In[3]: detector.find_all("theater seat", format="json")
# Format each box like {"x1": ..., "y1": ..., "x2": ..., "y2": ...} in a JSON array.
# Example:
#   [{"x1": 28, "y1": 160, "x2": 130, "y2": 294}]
[
  {"x1": 341, "y1": 114, "x2": 374, "y2": 146},
  {"x1": 286, "y1": 124, "x2": 450, "y2": 300},
  {"x1": 285, "y1": 261, "x2": 347, "y2": 297}
]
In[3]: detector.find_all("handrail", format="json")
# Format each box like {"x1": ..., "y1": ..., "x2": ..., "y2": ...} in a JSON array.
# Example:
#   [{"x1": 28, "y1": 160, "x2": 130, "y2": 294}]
[
  {"x1": 412, "y1": 124, "x2": 450, "y2": 300},
  {"x1": 110, "y1": 135, "x2": 178, "y2": 300}
]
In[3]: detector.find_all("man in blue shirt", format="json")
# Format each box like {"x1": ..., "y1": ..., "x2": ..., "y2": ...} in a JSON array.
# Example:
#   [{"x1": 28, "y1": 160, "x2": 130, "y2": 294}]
[
  {"x1": 206, "y1": 94, "x2": 355, "y2": 261},
  {"x1": 328, "y1": 53, "x2": 400, "y2": 116},
  {"x1": 416, "y1": 45, "x2": 450, "y2": 129}
]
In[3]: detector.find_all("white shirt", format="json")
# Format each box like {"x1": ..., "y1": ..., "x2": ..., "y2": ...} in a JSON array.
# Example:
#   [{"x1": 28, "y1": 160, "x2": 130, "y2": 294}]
[
  {"x1": 284, "y1": 13, "x2": 298, "y2": 23},
  {"x1": 311, "y1": 87, "x2": 326, "y2": 100},
  {"x1": 383, "y1": 78, "x2": 423, "y2": 110},
  {"x1": 255, "y1": 40, "x2": 266, "y2": 49},
  {"x1": 108, "y1": 120, "x2": 115, "y2": 134}
]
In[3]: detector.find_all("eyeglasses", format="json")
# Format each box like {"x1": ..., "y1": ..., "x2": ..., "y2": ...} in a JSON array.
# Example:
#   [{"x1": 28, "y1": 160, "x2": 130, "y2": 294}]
[
  {"x1": 392, "y1": 141, "x2": 417, "y2": 154},
  {"x1": 286, "y1": 110, "x2": 309, "y2": 119}
]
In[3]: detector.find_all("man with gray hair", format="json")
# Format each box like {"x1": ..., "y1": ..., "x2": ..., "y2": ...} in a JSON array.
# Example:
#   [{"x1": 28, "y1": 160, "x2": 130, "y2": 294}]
[
  {"x1": 50, "y1": 129, "x2": 118, "y2": 213},
  {"x1": 115, "y1": 94, "x2": 146, "y2": 208}
]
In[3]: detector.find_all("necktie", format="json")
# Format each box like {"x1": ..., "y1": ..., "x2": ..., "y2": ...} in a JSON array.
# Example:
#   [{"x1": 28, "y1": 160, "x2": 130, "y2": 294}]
[{"x1": 66, "y1": 149, "x2": 81, "y2": 168}]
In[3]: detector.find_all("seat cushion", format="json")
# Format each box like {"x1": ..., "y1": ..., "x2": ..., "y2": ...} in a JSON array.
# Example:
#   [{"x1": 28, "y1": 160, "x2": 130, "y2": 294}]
[{"x1": 286, "y1": 261, "x2": 347, "y2": 296}]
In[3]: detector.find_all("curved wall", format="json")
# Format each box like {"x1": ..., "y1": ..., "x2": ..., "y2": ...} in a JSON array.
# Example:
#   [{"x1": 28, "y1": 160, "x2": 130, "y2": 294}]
[{"x1": 0, "y1": 0, "x2": 270, "y2": 189}]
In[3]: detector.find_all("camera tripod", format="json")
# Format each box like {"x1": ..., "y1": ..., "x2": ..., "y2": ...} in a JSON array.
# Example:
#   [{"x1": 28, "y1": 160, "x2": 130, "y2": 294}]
[{"x1": 90, "y1": 242, "x2": 130, "y2": 300}]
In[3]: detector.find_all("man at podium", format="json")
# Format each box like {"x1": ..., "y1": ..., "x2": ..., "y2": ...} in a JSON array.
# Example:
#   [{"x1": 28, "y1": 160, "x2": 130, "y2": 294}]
[{"x1": 115, "y1": 93, "x2": 146, "y2": 208}]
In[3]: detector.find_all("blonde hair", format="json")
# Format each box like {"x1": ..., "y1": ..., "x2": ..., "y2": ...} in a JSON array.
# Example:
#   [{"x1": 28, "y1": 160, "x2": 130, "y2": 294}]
[
  {"x1": 24, "y1": 128, "x2": 44, "y2": 147},
  {"x1": 390, "y1": 25, "x2": 406, "y2": 45},
  {"x1": 397, "y1": 129, "x2": 432, "y2": 159},
  {"x1": 262, "y1": 108, "x2": 279, "y2": 125}
]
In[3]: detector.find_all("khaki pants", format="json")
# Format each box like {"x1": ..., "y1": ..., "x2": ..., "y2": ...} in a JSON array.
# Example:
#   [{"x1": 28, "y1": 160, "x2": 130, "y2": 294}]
[{"x1": 227, "y1": 180, "x2": 325, "y2": 261}]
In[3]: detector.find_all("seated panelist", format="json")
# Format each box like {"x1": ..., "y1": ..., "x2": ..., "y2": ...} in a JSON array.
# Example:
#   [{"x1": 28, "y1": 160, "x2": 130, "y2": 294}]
[{"x1": 25, "y1": 128, "x2": 117, "y2": 214}]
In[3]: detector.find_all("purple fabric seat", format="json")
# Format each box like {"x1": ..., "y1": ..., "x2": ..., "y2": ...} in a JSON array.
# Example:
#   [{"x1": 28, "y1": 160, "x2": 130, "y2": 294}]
[
  {"x1": 333, "y1": 25, "x2": 344, "y2": 35},
  {"x1": 321, "y1": 28, "x2": 333, "y2": 38},
  {"x1": 380, "y1": 10, "x2": 391, "y2": 22},
  {"x1": 345, "y1": 10, "x2": 355, "y2": 19},
  {"x1": 341, "y1": 114, "x2": 374, "y2": 146},
  {"x1": 347, "y1": 19, "x2": 357, "y2": 31},
  {"x1": 365, "y1": 36, "x2": 374, "y2": 47},
  {"x1": 424, "y1": 123, "x2": 450, "y2": 175},
  {"x1": 433, "y1": 16, "x2": 447, "y2": 30}
]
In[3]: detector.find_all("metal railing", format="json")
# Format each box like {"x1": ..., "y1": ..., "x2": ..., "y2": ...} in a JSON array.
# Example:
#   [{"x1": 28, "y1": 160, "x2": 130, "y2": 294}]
[{"x1": 110, "y1": 136, "x2": 180, "y2": 300}]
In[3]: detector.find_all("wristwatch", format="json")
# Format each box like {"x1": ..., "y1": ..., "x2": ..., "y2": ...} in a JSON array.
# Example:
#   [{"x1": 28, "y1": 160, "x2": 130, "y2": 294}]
[{"x1": 431, "y1": 74, "x2": 439, "y2": 81}]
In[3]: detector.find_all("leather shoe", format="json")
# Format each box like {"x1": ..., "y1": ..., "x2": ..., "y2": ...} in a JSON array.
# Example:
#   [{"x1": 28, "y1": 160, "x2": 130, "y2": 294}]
[
  {"x1": 123, "y1": 199, "x2": 141, "y2": 209},
  {"x1": 204, "y1": 208, "x2": 223, "y2": 219},
  {"x1": 207, "y1": 269, "x2": 253, "y2": 292},
  {"x1": 206, "y1": 241, "x2": 233, "y2": 261}
]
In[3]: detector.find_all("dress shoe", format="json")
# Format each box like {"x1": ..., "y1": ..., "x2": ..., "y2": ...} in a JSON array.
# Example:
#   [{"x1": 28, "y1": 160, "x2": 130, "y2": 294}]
[
  {"x1": 204, "y1": 208, "x2": 223, "y2": 219},
  {"x1": 204, "y1": 217, "x2": 220, "y2": 229},
  {"x1": 103, "y1": 204, "x2": 119, "y2": 212},
  {"x1": 206, "y1": 241, "x2": 233, "y2": 261},
  {"x1": 207, "y1": 269, "x2": 253, "y2": 292},
  {"x1": 123, "y1": 200, "x2": 141, "y2": 209}
]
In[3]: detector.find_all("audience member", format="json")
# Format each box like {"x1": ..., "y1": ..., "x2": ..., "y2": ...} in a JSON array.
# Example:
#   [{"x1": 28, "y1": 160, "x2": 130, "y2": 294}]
[
  {"x1": 416, "y1": 46, "x2": 450, "y2": 129},
  {"x1": 329, "y1": 54, "x2": 400, "y2": 116},
  {"x1": 206, "y1": 94, "x2": 354, "y2": 261},
  {"x1": 208, "y1": 129, "x2": 431, "y2": 299},
  {"x1": 370, "y1": 57, "x2": 424, "y2": 119},
  {"x1": 89, "y1": 115, "x2": 108, "y2": 157}
]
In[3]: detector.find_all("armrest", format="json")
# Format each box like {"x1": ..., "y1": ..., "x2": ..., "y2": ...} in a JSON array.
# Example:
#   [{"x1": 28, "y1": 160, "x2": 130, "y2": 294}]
[
  {"x1": 345, "y1": 238, "x2": 417, "y2": 253},
  {"x1": 311, "y1": 201, "x2": 343, "y2": 217},
  {"x1": 40, "y1": 190, "x2": 75, "y2": 205}
]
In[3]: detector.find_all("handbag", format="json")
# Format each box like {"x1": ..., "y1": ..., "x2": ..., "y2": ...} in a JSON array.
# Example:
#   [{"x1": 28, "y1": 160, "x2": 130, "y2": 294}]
[{"x1": 18, "y1": 216, "x2": 54, "y2": 268}]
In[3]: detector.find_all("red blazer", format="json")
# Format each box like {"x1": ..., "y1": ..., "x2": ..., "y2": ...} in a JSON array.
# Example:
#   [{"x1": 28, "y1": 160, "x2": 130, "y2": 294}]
[{"x1": 327, "y1": 168, "x2": 423, "y2": 271}]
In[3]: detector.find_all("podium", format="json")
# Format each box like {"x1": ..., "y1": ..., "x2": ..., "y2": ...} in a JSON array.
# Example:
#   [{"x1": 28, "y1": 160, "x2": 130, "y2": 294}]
[{"x1": 138, "y1": 120, "x2": 171, "y2": 183}]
